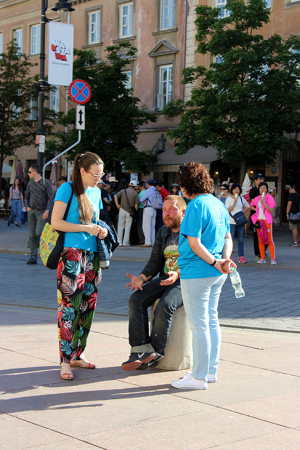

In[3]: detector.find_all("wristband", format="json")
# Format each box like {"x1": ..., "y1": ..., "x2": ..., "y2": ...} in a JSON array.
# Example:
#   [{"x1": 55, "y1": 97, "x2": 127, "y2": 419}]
[
  {"x1": 138, "y1": 275, "x2": 145, "y2": 284},
  {"x1": 210, "y1": 258, "x2": 217, "y2": 266}
]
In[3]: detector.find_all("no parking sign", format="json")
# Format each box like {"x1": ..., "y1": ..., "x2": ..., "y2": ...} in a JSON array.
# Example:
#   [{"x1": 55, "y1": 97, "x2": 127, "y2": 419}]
[{"x1": 69, "y1": 79, "x2": 91, "y2": 104}]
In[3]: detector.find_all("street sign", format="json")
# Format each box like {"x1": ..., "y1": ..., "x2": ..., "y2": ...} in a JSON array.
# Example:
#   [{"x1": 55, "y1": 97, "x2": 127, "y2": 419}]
[
  {"x1": 38, "y1": 135, "x2": 45, "y2": 153},
  {"x1": 76, "y1": 105, "x2": 85, "y2": 130},
  {"x1": 69, "y1": 79, "x2": 91, "y2": 104}
]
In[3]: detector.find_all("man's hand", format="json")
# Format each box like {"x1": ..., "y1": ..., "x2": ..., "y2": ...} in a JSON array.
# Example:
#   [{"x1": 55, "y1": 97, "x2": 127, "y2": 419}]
[
  {"x1": 126, "y1": 273, "x2": 144, "y2": 291},
  {"x1": 215, "y1": 259, "x2": 237, "y2": 274},
  {"x1": 117, "y1": 205, "x2": 121, "y2": 210},
  {"x1": 42, "y1": 210, "x2": 49, "y2": 221},
  {"x1": 26, "y1": 207, "x2": 31, "y2": 212},
  {"x1": 160, "y1": 271, "x2": 179, "y2": 286}
]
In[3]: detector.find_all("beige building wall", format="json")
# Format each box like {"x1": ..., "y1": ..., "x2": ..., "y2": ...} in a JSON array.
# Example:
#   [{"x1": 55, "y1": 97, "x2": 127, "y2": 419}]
[{"x1": 0, "y1": 0, "x2": 187, "y2": 171}]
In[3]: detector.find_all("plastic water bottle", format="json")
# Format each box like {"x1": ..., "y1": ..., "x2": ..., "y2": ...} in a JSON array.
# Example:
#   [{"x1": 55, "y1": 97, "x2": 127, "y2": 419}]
[{"x1": 230, "y1": 268, "x2": 245, "y2": 298}]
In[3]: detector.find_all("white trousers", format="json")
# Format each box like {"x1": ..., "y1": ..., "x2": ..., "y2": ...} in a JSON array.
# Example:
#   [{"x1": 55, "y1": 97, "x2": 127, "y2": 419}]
[
  {"x1": 142, "y1": 207, "x2": 156, "y2": 246},
  {"x1": 117, "y1": 208, "x2": 133, "y2": 246}
]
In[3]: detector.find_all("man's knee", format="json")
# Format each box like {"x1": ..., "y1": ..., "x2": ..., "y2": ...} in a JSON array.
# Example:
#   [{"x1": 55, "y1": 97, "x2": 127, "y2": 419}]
[{"x1": 154, "y1": 293, "x2": 182, "y2": 317}]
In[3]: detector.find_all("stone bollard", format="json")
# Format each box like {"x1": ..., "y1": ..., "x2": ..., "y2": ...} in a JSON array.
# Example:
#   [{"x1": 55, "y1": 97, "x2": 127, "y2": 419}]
[{"x1": 150, "y1": 299, "x2": 193, "y2": 371}]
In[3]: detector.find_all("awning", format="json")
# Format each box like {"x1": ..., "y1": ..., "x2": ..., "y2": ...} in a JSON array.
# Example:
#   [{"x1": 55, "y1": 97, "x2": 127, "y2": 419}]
[{"x1": 147, "y1": 145, "x2": 220, "y2": 172}]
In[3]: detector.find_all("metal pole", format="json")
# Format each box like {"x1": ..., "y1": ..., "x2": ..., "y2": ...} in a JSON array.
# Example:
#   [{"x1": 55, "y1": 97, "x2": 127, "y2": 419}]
[
  {"x1": 43, "y1": 130, "x2": 81, "y2": 179},
  {"x1": 37, "y1": 0, "x2": 46, "y2": 169}
]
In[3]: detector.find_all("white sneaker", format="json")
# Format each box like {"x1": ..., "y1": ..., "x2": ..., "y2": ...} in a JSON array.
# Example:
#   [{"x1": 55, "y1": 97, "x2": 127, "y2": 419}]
[
  {"x1": 171, "y1": 372, "x2": 207, "y2": 390},
  {"x1": 257, "y1": 259, "x2": 266, "y2": 264},
  {"x1": 207, "y1": 374, "x2": 217, "y2": 383}
]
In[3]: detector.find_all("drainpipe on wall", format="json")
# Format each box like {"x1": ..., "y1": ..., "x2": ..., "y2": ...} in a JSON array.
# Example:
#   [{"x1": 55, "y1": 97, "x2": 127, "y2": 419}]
[{"x1": 183, "y1": 1, "x2": 189, "y2": 106}]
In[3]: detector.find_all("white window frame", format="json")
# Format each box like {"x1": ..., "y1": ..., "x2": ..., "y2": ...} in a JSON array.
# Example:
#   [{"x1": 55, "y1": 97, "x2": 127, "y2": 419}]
[
  {"x1": 88, "y1": 10, "x2": 101, "y2": 44},
  {"x1": 31, "y1": 24, "x2": 40, "y2": 55},
  {"x1": 123, "y1": 70, "x2": 132, "y2": 91},
  {"x1": 216, "y1": 0, "x2": 231, "y2": 18},
  {"x1": 50, "y1": 85, "x2": 60, "y2": 113},
  {"x1": 160, "y1": 0, "x2": 175, "y2": 30},
  {"x1": 0, "y1": 34, "x2": 3, "y2": 58},
  {"x1": 119, "y1": 2, "x2": 133, "y2": 38},
  {"x1": 30, "y1": 98, "x2": 38, "y2": 120},
  {"x1": 157, "y1": 65, "x2": 173, "y2": 110},
  {"x1": 14, "y1": 28, "x2": 22, "y2": 54}
]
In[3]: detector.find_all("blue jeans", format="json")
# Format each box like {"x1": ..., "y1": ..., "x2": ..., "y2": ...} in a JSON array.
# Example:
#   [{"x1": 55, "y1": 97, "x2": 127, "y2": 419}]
[
  {"x1": 11, "y1": 199, "x2": 22, "y2": 224},
  {"x1": 128, "y1": 275, "x2": 183, "y2": 355},
  {"x1": 181, "y1": 275, "x2": 227, "y2": 382},
  {"x1": 230, "y1": 223, "x2": 245, "y2": 257}
]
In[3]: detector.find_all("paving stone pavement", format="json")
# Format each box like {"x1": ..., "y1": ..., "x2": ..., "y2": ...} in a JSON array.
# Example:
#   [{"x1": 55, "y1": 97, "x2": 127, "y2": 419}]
[{"x1": 0, "y1": 218, "x2": 299, "y2": 332}]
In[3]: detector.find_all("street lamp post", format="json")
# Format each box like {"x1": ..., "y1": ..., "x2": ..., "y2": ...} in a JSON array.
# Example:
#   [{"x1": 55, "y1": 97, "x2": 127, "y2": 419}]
[{"x1": 37, "y1": 0, "x2": 74, "y2": 169}]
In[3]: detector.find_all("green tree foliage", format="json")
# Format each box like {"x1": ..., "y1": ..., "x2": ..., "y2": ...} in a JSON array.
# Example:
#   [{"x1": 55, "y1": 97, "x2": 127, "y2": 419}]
[
  {"x1": 46, "y1": 42, "x2": 157, "y2": 173},
  {"x1": 162, "y1": 0, "x2": 300, "y2": 165},
  {"x1": 0, "y1": 41, "x2": 59, "y2": 183}
]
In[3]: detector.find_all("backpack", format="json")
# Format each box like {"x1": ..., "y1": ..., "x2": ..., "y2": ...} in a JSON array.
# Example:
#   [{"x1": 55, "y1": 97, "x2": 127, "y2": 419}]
[{"x1": 151, "y1": 190, "x2": 163, "y2": 209}]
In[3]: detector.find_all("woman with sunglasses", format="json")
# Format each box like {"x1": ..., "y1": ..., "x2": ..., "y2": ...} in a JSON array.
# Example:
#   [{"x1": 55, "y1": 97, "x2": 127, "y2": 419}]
[
  {"x1": 218, "y1": 183, "x2": 230, "y2": 205},
  {"x1": 51, "y1": 152, "x2": 108, "y2": 380},
  {"x1": 225, "y1": 183, "x2": 250, "y2": 264}
]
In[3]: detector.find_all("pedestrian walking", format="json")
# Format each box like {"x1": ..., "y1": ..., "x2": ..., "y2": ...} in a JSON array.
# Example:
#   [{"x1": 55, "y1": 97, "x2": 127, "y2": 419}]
[
  {"x1": 8, "y1": 177, "x2": 24, "y2": 228},
  {"x1": 250, "y1": 173, "x2": 265, "y2": 260},
  {"x1": 171, "y1": 161, "x2": 235, "y2": 390},
  {"x1": 140, "y1": 179, "x2": 157, "y2": 247},
  {"x1": 25, "y1": 165, "x2": 53, "y2": 265},
  {"x1": 250, "y1": 181, "x2": 277, "y2": 265},
  {"x1": 136, "y1": 181, "x2": 146, "y2": 245},
  {"x1": 114, "y1": 181, "x2": 139, "y2": 246},
  {"x1": 51, "y1": 152, "x2": 108, "y2": 380},
  {"x1": 286, "y1": 185, "x2": 300, "y2": 247},
  {"x1": 225, "y1": 183, "x2": 250, "y2": 263}
]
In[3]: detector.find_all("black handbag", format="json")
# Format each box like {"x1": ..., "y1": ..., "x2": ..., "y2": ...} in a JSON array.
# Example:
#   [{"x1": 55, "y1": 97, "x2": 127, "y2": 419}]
[{"x1": 230, "y1": 197, "x2": 248, "y2": 227}]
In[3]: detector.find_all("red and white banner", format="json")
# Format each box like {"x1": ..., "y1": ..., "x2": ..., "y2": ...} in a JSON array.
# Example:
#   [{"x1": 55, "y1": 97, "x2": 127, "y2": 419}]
[{"x1": 48, "y1": 22, "x2": 74, "y2": 86}]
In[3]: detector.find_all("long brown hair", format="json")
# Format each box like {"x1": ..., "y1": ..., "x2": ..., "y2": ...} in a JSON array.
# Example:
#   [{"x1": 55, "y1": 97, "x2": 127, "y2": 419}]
[
  {"x1": 73, "y1": 152, "x2": 104, "y2": 224},
  {"x1": 12, "y1": 178, "x2": 21, "y2": 191}
]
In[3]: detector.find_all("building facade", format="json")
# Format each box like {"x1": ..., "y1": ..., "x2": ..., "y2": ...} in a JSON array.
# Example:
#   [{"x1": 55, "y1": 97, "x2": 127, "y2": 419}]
[
  {"x1": 1, "y1": 0, "x2": 300, "y2": 219},
  {"x1": 0, "y1": 0, "x2": 187, "y2": 180}
]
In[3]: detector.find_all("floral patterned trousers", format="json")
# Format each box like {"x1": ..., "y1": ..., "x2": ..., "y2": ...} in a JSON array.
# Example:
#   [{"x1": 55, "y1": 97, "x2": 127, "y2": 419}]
[{"x1": 57, "y1": 248, "x2": 101, "y2": 364}]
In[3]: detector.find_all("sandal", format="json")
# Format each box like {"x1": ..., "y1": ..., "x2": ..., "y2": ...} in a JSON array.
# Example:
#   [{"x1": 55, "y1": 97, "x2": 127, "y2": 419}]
[
  {"x1": 60, "y1": 363, "x2": 74, "y2": 380},
  {"x1": 70, "y1": 354, "x2": 96, "y2": 369}
]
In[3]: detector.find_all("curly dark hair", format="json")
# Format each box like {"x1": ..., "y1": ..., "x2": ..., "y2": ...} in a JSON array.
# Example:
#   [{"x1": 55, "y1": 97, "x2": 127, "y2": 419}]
[{"x1": 178, "y1": 161, "x2": 214, "y2": 196}]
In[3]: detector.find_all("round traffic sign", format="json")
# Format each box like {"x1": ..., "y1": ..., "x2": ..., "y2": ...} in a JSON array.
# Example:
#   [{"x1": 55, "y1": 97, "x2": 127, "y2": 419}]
[{"x1": 69, "y1": 79, "x2": 92, "y2": 104}]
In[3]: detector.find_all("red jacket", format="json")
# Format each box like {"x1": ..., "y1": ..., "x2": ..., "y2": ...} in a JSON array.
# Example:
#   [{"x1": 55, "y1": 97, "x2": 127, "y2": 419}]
[{"x1": 159, "y1": 187, "x2": 169, "y2": 201}]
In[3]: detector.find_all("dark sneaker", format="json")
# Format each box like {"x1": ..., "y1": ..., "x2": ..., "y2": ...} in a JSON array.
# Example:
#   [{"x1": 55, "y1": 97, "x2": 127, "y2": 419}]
[
  {"x1": 135, "y1": 353, "x2": 163, "y2": 371},
  {"x1": 135, "y1": 363, "x2": 148, "y2": 371},
  {"x1": 15, "y1": 224, "x2": 21, "y2": 228},
  {"x1": 27, "y1": 258, "x2": 37, "y2": 265},
  {"x1": 122, "y1": 352, "x2": 156, "y2": 371}
]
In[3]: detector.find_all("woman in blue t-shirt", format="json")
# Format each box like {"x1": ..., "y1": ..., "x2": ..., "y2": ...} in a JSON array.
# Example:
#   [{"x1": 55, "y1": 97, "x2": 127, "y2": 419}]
[
  {"x1": 52, "y1": 152, "x2": 108, "y2": 380},
  {"x1": 171, "y1": 162, "x2": 236, "y2": 390}
]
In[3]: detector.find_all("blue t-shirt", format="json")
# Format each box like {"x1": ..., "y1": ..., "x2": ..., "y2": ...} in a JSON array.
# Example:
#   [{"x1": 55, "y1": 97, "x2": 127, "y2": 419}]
[
  {"x1": 178, "y1": 194, "x2": 230, "y2": 279},
  {"x1": 54, "y1": 182, "x2": 103, "y2": 252}
]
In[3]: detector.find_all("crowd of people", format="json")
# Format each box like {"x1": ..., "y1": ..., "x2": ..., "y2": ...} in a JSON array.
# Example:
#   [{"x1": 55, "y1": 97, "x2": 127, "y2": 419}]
[{"x1": 96, "y1": 177, "x2": 184, "y2": 249}]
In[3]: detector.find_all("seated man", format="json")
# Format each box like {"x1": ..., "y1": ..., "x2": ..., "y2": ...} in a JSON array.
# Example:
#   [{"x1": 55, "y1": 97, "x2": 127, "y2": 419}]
[{"x1": 122, "y1": 195, "x2": 186, "y2": 371}]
